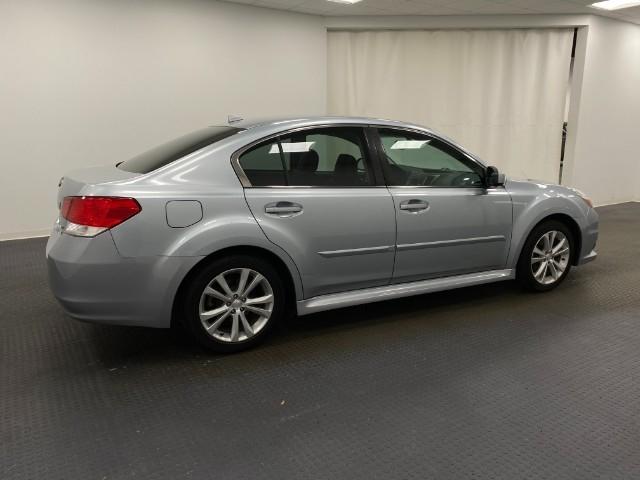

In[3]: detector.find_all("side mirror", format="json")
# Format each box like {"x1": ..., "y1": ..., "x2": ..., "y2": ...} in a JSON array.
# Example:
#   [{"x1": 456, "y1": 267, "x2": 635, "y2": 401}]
[{"x1": 485, "y1": 166, "x2": 505, "y2": 187}]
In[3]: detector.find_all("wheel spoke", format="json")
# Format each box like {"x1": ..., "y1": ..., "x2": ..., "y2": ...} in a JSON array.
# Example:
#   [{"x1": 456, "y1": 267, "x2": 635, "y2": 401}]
[
  {"x1": 215, "y1": 274, "x2": 234, "y2": 297},
  {"x1": 552, "y1": 237, "x2": 566, "y2": 254},
  {"x1": 204, "y1": 308, "x2": 231, "y2": 332},
  {"x1": 553, "y1": 259, "x2": 565, "y2": 273},
  {"x1": 548, "y1": 261, "x2": 558, "y2": 280},
  {"x1": 203, "y1": 286, "x2": 230, "y2": 302},
  {"x1": 230, "y1": 311, "x2": 240, "y2": 342},
  {"x1": 533, "y1": 247, "x2": 546, "y2": 257},
  {"x1": 239, "y1": 312, "x2": 254, "y2": 336},
  {"x1": 531, "y1": 255, "x2": 545, "y2": 264},
  {"x1": 554, "y1": 247, "x2": 570, "y2": 257},
  {"x1": 542, "y1": 233, "x2": 551, "y2": 252},
  {"x1": 534, "y1": 262, "x2": 547, "y2": 281},
  {"x1": 236, "y1": 269, "x2": 250, "y2": 295},
  {"x1": 245, "y1": 294, "x2": 273, "y2": 305},
  {"x1": 549, "y1": 231, "x2": 557, "y2": 249},
  {"x1": 200, "y1": 305, "x2": 229, "y2": 322},
  {"x1": 245, "y1": 305, "x2": 271, "y2": 317},
  {"x1": 242, "y1": 273, "x2": 264, "y2": 297}
]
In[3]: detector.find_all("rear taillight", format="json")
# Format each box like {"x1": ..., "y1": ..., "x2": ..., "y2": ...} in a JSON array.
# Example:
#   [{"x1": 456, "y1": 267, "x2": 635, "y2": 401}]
[{"x1": 61, "y1": 196, "x2": 141, "y2": 237}]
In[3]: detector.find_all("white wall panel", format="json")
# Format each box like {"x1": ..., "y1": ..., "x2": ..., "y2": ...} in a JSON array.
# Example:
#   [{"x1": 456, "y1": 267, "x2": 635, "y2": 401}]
[
  {"x1": 0, "y1": 0, "x2": 326, "y2": 238},
  {"x1": 2, "y1": 6, "x2": 638, "y2": 240},
  {"x1": 562, "y1": 16, "x2": 640, "y2": 206}
]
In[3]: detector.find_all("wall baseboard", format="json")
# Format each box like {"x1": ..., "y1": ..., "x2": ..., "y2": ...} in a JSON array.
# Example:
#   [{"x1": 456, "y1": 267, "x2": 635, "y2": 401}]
[
  {"x1": 0, "y1": 229, "x2": 50, "y2": 242},
  {"x1": 594, "y1": 200, "x2": 640, "y2": 208}
]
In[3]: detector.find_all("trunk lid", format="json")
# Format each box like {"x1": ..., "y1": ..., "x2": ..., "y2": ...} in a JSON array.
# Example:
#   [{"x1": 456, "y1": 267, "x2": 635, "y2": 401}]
[{"x1": 57, "y1": 165, "x2": 141, "y2": 207}]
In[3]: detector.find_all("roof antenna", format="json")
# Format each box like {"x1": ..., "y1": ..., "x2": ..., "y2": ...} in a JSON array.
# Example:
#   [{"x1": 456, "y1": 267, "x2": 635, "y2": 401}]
[{"x1": 227, "y1": 115, "x2": 243, "y2": 124}]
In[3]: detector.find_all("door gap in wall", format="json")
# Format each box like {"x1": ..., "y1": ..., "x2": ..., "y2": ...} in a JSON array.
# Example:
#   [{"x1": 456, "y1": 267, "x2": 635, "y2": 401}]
[{"x1": 559, "y1": 28, "x2": 578, "y2": 185}]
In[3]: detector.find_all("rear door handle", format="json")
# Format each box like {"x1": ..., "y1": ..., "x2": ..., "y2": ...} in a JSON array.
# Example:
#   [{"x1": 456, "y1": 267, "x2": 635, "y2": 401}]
[
  {"x1": 265, "y1": 201, "x2": 303, "y2": 216},
  {"x1": 399, "y1": 199, "x2": 429, "y2": 212}
]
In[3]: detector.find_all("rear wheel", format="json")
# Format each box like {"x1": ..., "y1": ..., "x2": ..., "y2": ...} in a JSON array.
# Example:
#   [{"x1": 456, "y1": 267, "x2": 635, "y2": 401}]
[
  {"x1": 517, "y1": 220, "x2": 574, "y2": 292},
  {"x1": 181, "y1": 255, "x2": 285, "y2": 353}
]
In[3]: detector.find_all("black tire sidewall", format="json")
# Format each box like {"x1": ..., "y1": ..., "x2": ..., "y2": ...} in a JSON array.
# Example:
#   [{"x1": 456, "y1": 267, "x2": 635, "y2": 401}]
[
  {"x1": 517, "y1": 220, "x2": 574, "y2": 292},
  {"x1": 181, "y1": 255, "x2": 286, "y2": 353}
]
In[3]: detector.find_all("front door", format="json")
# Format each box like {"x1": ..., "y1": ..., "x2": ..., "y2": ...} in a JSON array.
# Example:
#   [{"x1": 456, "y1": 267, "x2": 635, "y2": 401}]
[
  {"x1": 240, "y1": 126, "x2": 396, "y2": 298},
  {"x1": 375, "y1": 128, "x2": 513, "y2": 283}
]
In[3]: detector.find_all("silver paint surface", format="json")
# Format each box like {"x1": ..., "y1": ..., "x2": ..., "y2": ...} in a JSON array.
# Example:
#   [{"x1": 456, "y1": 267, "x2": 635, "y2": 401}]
[
  {"x1": 46, "y1": 116, "x2": 598, "y2": 327},
  {"x1": 165, "y1": 200, "x2": 203, "y2": 228}
]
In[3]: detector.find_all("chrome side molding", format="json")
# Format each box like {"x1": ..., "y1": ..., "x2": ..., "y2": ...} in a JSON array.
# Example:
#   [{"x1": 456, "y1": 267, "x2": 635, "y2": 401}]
[
  {"x1": 296, "y1": 269, "x2": 515, "y2": 316},
  {"x1": 396, "y1": 235, "x2": 506, "y2": 251},
  {"x1": 318, "y1": 245, "x2": 394, "y2": 258}
]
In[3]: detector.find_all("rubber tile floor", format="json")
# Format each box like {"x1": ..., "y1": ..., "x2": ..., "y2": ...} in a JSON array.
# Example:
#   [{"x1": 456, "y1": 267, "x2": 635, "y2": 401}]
[{"x1": 1, "y1": 203, "x2": 639, "y2": 479}]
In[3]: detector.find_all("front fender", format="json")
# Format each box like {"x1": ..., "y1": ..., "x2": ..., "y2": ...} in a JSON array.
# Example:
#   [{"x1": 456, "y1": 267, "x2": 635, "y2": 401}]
[{"x1": 506, "y1": 180, "x2": 594, "y2": 268}]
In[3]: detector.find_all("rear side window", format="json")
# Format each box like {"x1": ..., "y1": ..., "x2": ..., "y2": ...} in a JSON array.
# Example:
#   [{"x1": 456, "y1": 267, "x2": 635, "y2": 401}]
[
  {"x1": 238, "y1": 140, "x2": 287, "y2": 186},
  {"x1": 118, "y1": 126, "x2": 243, "y2": 174},
  {"x1": 238, "y1": 127, "x2": 374, "y2": 187}
]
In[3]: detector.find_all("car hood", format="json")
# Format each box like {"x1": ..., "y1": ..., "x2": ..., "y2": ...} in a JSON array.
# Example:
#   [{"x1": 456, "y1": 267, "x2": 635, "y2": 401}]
[{"x1": 505, "y1": 176, "x2": 586, "y2": 199}]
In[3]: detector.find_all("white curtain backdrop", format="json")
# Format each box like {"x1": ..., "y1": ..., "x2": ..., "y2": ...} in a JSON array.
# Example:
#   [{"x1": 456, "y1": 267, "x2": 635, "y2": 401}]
[{"x1": 327, "y1": 29, "x2": 573, "y2": 182}]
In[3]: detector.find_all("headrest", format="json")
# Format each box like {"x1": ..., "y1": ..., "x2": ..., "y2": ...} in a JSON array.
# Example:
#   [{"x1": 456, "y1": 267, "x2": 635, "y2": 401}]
[
  {"x1": 335, "y1": 154, "x2": 357, "y2": 173},
  {"x1": 291, "y1": 150, "x2": 319, "y2": 172}
]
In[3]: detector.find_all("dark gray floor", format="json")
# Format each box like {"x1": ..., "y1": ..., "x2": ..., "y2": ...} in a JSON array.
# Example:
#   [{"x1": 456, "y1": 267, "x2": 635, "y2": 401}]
[{"x1": 2, "y1": 203, "x2": 640, "y2": 479}]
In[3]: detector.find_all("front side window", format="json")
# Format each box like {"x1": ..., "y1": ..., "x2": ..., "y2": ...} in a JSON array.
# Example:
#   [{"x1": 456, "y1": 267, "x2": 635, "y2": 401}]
[
  {"x1": 378, "y1": 129, "x2": 483, "y2": 187},
  {"x1": 238, "y1": 127, "x2": 374, "y2": 187}
]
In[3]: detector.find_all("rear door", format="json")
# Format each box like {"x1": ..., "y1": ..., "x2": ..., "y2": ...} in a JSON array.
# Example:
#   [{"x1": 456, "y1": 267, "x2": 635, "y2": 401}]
[
  {"x1": 239, "y1": 126, "x2": 396, "y2": 299},
  {"x1": 374, "y1": 127, "x2": 513, "y2": 283}
]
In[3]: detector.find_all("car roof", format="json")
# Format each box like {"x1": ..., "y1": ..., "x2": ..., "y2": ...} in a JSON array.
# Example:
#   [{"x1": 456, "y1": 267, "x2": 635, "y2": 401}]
[
  {"x1": 213, "y1": 116, "x2": 486, "y2": 167},
  {"x1": 224, "y1": 116, "x2": 428, "y2": 131}
]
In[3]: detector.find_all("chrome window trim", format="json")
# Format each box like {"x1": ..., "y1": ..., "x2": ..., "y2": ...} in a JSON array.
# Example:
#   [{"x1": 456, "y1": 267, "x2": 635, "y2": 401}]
[
  {"x1": 375, "y1": 126, "x2": 486, "y2": 171},
  {"x1": 231, "y1": 123, "x2": 378, "y2": 189},
  {"x1": 373, "y1": 126, "x2": 488, "y2": 189},
  {"x1": 385, "y1": 185, "x2": 487, "y2": 189},
  {"x1": 240, "y1": 185, "x2": 391, "y2": 189},
  {"x1": 231, "y1": 122, "x2": 487, "y2": 189}
]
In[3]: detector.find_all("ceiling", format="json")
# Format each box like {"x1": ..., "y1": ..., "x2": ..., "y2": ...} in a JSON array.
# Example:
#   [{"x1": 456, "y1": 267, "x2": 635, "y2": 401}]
[{"x1": 225, "y1": 0, "x2": 640, "y2": 25}]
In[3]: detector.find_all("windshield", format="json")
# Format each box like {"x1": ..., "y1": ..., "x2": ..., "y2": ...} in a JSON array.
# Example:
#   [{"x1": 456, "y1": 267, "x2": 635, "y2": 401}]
[{"x1": 117, "y1": 126, "x2": 243, "y2": 174}]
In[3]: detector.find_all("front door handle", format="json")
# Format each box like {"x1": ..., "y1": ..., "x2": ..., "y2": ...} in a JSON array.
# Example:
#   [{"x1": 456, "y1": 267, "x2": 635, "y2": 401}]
[
  {"x1": 265, "y1": 201, "x2": 303, "y2": 216},
  {"x1": 399, "y1": 199, "x2": 429, "y2": 212}
]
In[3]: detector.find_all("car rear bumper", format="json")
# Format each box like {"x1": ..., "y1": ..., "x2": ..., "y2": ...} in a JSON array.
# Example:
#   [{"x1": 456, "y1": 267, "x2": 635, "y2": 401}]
[{"x1": 46, "y1": 226, "x2": 202, "y2": 328}]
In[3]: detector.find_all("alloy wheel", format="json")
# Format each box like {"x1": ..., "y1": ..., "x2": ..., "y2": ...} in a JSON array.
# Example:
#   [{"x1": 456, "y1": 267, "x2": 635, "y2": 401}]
[
  {"x1": 198, "y1": 268, "x2": 274, "y2": 343},
  {"x1": 530, "y1": 230, "x2": 570, "y2": 285}
]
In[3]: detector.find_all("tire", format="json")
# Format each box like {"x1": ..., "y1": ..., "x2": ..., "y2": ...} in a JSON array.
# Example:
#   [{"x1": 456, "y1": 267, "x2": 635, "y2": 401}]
[
  {"x1": 517, "y1": 220, "x2": 574, "y2": 292},
  {"x1": 180, "y1": 254, "x2": 286, "y2": 353}
]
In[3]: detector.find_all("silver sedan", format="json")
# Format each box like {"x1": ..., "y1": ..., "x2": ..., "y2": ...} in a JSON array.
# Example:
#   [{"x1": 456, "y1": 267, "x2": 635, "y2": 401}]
[{"x1": 47, "y1": 117, "x2": 598, "y2": 352}]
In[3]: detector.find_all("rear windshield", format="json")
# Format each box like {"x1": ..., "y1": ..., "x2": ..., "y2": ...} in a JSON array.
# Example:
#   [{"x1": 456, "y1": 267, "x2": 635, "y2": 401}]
[{"x1": 117, "y1": 126, "x2": 243, "y2": 174}]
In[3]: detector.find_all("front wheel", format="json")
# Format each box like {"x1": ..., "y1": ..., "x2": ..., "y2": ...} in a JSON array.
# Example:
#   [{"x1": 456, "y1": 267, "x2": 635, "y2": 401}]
[
  {"x1": 181, "y1": 255, "x2": 286, "y2": 353},
  {"x1": 517, "y1": 220, "x2": 574, "y2": 292}
]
